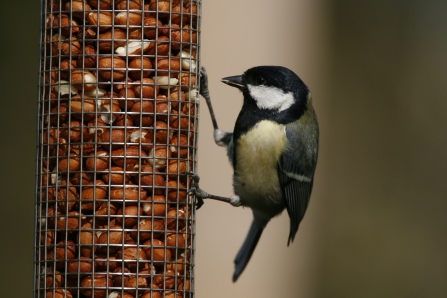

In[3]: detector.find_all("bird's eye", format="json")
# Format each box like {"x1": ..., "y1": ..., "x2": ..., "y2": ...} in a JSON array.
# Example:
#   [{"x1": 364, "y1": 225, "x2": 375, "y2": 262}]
[{"x1": 256, "y1": 76, "x2": 266, "y2": 85}]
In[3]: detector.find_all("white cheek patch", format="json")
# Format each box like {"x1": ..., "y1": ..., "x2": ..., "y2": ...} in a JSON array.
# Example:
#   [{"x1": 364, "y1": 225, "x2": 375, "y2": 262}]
[{"x1": 247, "y1": 84, "x2": 295, "y2": 112}]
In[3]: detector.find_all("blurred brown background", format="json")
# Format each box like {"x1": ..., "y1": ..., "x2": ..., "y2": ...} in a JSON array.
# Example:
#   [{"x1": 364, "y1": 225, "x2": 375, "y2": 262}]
[{"x1": 1, "y1": 0, "x2": 446, "y2": 297}]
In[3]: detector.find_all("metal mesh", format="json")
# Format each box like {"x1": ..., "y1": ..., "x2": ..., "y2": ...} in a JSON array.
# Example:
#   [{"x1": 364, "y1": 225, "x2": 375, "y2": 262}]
[{"x1": 35, "y1": 1, "x2": 201, "y2": 297}]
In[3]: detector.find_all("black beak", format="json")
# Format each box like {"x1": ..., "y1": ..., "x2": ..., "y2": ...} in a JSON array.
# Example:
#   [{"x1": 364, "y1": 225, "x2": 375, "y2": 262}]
[{"x1": 221, "y1": 75, "x2": 245, "y2": 90}]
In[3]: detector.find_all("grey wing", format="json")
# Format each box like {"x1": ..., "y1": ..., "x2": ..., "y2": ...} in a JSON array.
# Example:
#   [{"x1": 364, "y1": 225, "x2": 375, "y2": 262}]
[{"x1": 278, "y1": 125, "x2": 318, "y2": 245}]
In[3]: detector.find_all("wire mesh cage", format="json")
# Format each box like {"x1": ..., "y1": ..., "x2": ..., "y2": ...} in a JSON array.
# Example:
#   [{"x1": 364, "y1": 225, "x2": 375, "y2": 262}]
[{"x1": 35, "y1": 1, "x2": 201, "y2": 297}]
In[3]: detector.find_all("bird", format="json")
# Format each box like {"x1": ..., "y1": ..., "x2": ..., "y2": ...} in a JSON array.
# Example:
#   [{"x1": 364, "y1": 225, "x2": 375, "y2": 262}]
[{"x1": 191, "y1": 66, "x2": 319, "y2": 282}]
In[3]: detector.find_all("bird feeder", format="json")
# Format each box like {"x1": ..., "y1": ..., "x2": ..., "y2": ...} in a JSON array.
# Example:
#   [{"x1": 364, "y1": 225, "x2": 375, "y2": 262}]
[{"x1": 34, "y1": 0, "x2": 200, "y2": 297}]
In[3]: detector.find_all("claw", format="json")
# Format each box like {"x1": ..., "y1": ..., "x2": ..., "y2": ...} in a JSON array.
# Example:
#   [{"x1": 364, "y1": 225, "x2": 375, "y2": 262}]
[
  {"x1": 196, "y1": 196, "x2": 204, "y2": 209},
  {"x1": 187, "y1": 187, "x2": 196, "y2": 195},
  {"x1": 186, "y1": 172, "x2": 200, "y2": 185},
  {"x1": 187, "y1": 172, "x2": 205, "y2": 209},
  {"x1": 186, "y1": 170, "x2": 237, "y2": 207}
]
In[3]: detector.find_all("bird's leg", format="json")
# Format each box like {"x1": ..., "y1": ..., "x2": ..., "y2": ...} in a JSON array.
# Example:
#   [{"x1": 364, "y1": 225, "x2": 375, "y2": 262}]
[
  {"x1": 188, "y1": 173, "x2": 242, "y2": 208},
  {"x1": 190, "y1": 68, "x2": 240, "y2": 209},
  {"x1": 200, "y1": 67, "x2": 219, "y2": 131},
  {"x1": 200, "y1": 66, "x2": 233, "y2": 148}
]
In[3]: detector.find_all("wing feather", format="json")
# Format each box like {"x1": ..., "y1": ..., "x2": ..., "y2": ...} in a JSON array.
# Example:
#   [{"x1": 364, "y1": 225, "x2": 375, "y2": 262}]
[{"x1": 278, "y1": 125, "x2": 317, "y2": 245}]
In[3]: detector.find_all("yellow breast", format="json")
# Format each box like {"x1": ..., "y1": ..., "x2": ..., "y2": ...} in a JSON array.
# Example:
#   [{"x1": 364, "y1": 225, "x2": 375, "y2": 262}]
[{"x1": 234, "y1": 120, "x2": 288, "y2": 207}]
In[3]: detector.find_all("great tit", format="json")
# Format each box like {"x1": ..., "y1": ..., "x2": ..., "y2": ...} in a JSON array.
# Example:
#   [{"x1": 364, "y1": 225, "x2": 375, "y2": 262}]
[{"x1": 193, "y1": 66, "x2": 319, "y2": 282}]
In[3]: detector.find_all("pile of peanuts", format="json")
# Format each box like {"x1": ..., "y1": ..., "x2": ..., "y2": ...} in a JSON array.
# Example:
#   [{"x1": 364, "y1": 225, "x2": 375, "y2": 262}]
[{"x1": 37, "y1": 0, "x2": 199, "y2": 297}]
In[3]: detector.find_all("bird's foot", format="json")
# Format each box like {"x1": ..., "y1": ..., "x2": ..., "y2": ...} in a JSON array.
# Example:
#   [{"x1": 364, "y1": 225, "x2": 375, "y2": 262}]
[
  {"x1": 187, "y1": 172, "x2": 205, "y2": 209},
  {"x1": 187, "y1": 172, "x2": 240, "y2": 208}
]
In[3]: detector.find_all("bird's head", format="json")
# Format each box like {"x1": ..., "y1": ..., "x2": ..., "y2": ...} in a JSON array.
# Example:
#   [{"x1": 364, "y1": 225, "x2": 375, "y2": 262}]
[{"x1": 221, "y1": 66, "x2": 310, "y2": 115}]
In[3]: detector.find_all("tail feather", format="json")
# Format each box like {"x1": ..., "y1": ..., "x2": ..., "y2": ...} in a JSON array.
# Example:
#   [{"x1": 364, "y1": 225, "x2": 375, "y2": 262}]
[{"x1": 233, "y1": 221, "x2": 264, "y2": 282}]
